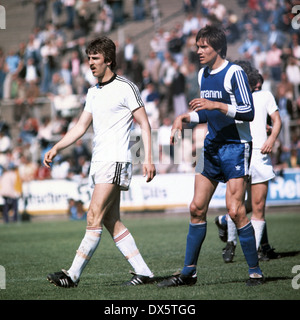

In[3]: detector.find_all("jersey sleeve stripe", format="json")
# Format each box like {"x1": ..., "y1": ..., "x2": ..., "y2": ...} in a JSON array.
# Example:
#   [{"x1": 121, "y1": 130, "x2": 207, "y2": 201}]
[
  {"x1": 235, "y1": 70, "x2": 252, "y2": 113},
  {"x1": 116, "y1": 75, "x2": 144, "y2": 107}
]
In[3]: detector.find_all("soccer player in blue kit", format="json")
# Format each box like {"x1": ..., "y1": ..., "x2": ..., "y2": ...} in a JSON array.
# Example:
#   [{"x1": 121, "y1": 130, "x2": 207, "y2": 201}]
[{"x1": 158, "y1": 25, "x2": 264, "y2": 287}]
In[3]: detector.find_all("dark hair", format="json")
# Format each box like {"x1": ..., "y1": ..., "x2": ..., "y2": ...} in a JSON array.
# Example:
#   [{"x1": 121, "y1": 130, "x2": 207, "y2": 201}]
[
  {"x1": 196, "y1": 25, "x2": 227, "y2": 59},
  {"x1": 85, "y1": 36, "x2": 117, "y2": 71}
]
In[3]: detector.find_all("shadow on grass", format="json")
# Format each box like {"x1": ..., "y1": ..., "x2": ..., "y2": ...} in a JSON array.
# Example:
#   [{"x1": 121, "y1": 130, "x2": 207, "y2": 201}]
[{"x1": 276, "y1": 250, "x2": 300, "y2": 258}]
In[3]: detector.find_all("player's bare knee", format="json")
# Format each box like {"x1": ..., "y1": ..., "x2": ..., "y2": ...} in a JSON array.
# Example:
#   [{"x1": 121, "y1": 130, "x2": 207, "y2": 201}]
[
  {"x1": 86, "y1": 210, "x2": 101, "y2": 228},
  {"x1": 189, "y1": 202, "x2": 206, "y2": 221}
]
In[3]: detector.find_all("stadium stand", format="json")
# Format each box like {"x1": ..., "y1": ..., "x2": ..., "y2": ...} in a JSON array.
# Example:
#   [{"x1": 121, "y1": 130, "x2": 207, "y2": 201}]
[{"x1": 0, "y1": 0, "x2": 299, "y2": 186}]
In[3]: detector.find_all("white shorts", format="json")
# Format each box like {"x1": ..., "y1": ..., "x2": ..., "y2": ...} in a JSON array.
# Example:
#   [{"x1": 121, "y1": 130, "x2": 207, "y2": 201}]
[
  {"x1": 89, "y1": 161, "x2": 132, "y2": 191},
  {"x1": 249, "y1": 149, "x2": 275, "y2": 184}
]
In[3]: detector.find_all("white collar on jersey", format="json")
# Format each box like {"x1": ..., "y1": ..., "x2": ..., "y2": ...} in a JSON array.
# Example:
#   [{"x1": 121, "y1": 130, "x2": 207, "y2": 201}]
[{"x1": 207, "y1": 60, "x2": 229, "y2": 75}]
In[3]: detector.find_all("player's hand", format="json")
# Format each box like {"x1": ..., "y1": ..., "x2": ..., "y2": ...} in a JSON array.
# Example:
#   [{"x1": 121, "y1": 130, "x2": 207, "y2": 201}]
[
  {"x1": 143, "y1": 163, "x2": 156, "y2": 182},
  {"x1": 170, "y1": 116, "x2": 183, "y2": 145},
  {"x1": 43, "y1": 148, "x2": 58, "y2": 168},
  {"x1": 189, "y1": 98, "x2": 215, "y2": 111}
]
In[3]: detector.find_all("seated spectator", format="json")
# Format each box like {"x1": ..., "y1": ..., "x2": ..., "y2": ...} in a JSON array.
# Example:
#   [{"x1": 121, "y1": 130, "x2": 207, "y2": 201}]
[
  {"x1": 68, "y1": 198, "x2": 86, "y2": 221},
  {"x1": 49, "y1": 73, "x2": 81, "y2": 118},
  {"x1": 19, "y1": 117, "x2": 39, "y2": 146}
]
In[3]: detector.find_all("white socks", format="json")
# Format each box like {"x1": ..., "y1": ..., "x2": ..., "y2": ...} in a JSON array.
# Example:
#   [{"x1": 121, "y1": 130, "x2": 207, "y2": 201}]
[
  {"x1": 67, "y1": 227, "x2": 153, "y2": 283},
  {"x1": 68, "y1": 227, "x2": 102, "y2": 283},
  {"x1": 251, "y1": 219, "x2": 266, "y2": 250},
  {"x1": 114, "y1": 228, "x2": 153, "y2": 277},
  {"x1": 226, "y1": 213, "x2": 266, "y2": 250},
  {"x1": 227, "y1": 214, "x2": 237, "y2": 246}
]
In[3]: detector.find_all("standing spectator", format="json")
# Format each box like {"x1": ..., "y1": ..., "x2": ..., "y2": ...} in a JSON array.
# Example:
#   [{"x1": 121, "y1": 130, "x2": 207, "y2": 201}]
[
  {"x1": 144, "y1": 51, "x2": 161, "y2": 88},
  {"x1": 0, "y1": 47, "x2": 6, "y2": 99},
  {"x1": 70, "y1": 50, "x2": 84, "y2": 94},
  {"x1": 0, "y1": 129, "x2": 12, "y2": 168},
  {"x1": 290, "y1": 33, "x2": 300, "y2": 61},
  {"x1": 107, "y1": 0, "x2": 124, "y2": 25},
  {"x1": 60, "y1": 59, "x2": 72, "y2": 87},
  {"x1": 133, "y1": 0, "x2": 145, "y2": 21},
  {"x1": 34, "y1": 0, "x2": 48, "y2": 29},
  {"x1": 267, "y1": 24, "x2": 286, "y2": 50},
  {"x1": 168, "y1": 27, "x2": 185, "y2": 66},
  {"x1": 185, "y1": 62, "x2": 199, "y2": 102},
  {"x1": 150, "y1": 28, "x2": 168, "y2": 62},
  {"x1": 128, "y1": 53, "x2": 144, "y2": 91},
  {"x1": 93, "y1": 4, "x2": 114, "y2": 35},
  {"x1": 62, "y1": 0, "x2": 76, "y2": 29},
  {"x1": 276, "y1": 72, "x2": 294, "y2": 101},
  {"x1": 3, "y1": 49, "x2": 21, "y2": 99},
  {"x1": 51, "y1": 0, "x2": 64, "y2": 26},
  {"x1": 182, "y1": 12, "x2": 199, "y2": 39},
  {"x1": 285, "y1": 56, "x2": 300, "y2": 99},
  {"x1": 276, "y1": 86, "x2": 293, "y2": 150},
  {"x1": 265, "y1": 43, "x2": 282, "y2": 82},
  {"x1": 40, "y1": 39, "x2": 59, "y2": 94},
  {"x1": 170, "y1": 61, "x2": 188, "y2": 118},
  {"x1": 124, "y1": 36, "x2": 138, "y2": 76},
  {"x1": 0, "y1": 163, "x2": 23, "y2": 223}
]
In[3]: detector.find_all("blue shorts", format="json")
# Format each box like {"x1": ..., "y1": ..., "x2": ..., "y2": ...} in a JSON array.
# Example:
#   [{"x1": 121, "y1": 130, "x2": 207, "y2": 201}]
[{"x1": 196, "y1": 140, "x2": 252, "y2": 183}]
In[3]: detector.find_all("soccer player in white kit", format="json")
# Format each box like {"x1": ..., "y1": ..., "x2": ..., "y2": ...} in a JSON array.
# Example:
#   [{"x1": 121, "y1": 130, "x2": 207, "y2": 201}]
[
  {"x1": 44, "y1": 36, "x2": 156, "y2": 287},
  {"x1": 216, "y1": 63, "x2": 282, "y2": 262}
]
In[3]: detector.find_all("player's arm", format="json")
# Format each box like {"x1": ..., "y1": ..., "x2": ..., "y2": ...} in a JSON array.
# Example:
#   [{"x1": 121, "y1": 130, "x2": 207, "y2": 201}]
[
  {"x1": 43, "y1": 110, "x2": 92, "y2": 168},
  {"x1": 132, "y1": 107, "x2": 156, "y2": 182},
  {"x1": 261, "y1": 110, "x2": 282, "y2": 154},
  {"x1": 189, "y1": 98, "x2": 229, "y2": 115},
  {"x1": 190, "y1": 73, "x2": 254, "y2": 121}
]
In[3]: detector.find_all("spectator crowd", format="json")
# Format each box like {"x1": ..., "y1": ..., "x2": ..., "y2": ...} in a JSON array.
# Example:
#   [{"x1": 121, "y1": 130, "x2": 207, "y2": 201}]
[{"x1": 0, "y1": 0, "x2": 300, "y2": 197}]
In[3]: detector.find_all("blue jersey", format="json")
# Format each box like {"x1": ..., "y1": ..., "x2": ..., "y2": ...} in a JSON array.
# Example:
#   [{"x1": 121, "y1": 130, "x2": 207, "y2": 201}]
[{"x1": 195, "y1": 61, "x2": 254, "y2": 144}]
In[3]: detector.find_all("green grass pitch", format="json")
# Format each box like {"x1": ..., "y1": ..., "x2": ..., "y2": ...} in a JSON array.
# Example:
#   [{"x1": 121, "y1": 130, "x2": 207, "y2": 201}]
[{"x1": 0, "y1": 209, "x2": 300, "y2": 302}]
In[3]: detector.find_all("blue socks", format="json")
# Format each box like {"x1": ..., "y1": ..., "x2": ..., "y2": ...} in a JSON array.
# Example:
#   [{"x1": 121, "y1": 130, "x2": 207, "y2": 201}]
[
  {"x1": 181, "y1": 222, "x2": 207, "y2": 276},
  {"x1": 238, "y1": 222, "x2": 262, "y2": 276},
  {"x1": 181, "y1": 219, "x2": 262, "y2": 277}
]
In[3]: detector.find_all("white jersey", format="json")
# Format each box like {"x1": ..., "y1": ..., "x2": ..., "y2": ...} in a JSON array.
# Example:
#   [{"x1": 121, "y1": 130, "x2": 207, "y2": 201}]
[
  {"x1": 249, "y1": 90, "x2": 278, "y2": 184},
  {"x1": 251, "y1": 90, "x2": 278, "y2": 149},
  {"x1": 84, "y1": 74, "x2": 144, "y2": 162}
]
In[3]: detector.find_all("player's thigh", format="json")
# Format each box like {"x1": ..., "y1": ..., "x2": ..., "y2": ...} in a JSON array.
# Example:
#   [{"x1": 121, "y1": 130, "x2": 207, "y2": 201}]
[{"x1": 87, "y1": 183, "x2": 120, "y2": 227}]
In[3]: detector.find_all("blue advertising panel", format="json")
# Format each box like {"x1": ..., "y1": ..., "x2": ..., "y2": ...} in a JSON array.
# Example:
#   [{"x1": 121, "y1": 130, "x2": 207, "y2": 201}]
[{"x1": 267, "y1": 169, "x2": 300, "y2": 206}]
